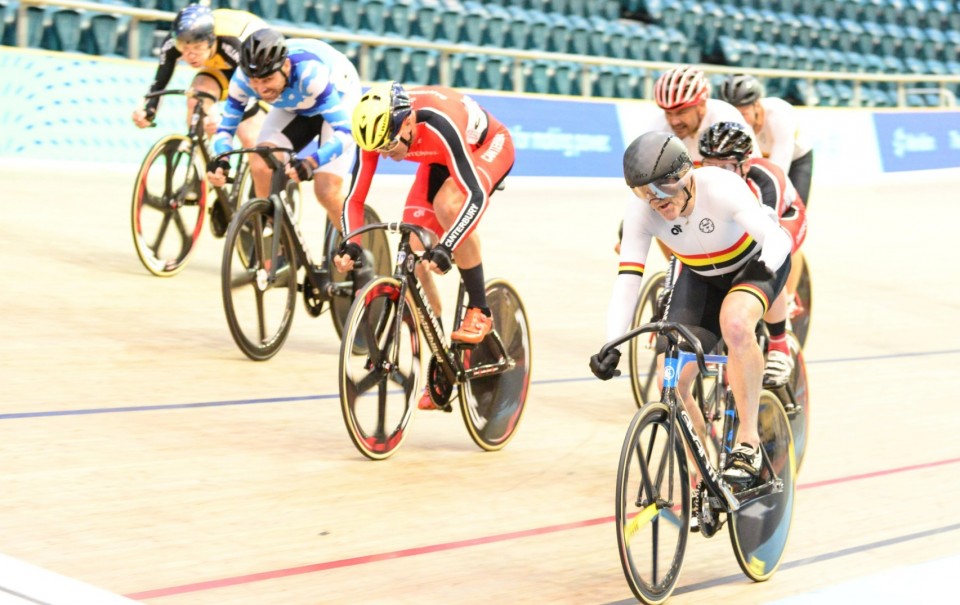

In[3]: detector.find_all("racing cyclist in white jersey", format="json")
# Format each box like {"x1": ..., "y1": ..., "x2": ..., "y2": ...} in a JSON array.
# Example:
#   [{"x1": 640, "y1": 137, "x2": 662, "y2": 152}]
[
  {"x1": 718, "y1": 74, "x2": 815, "y2": 207},
  {"x1": 207, "y1": 29, "x2": 361, "y2": 227},
  {"x1": 591, "y1": 132, "x2": 792, "y2": 485}
]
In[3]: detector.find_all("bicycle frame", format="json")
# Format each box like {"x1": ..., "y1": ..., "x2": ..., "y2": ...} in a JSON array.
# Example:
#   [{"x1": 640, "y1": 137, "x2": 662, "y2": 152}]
[
  {"x1": 605, "y1": 322, "x2": 785, "y2": 515},
  {"x1": 344, "y1": 222, "x2": 516, "y2": 387}
]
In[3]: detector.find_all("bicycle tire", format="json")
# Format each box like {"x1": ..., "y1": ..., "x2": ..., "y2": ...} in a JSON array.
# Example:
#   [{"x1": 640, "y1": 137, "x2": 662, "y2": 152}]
[
  {"x1": 791, "y1": 257, "x2": 812, "y2": 348},
  {"x1": 326, "y1": 206, "x2": 393, "y2": 338},
  {"x1": 728, "y1": 388, "x2": 796, "y2": 582},
  {"x1": 221, "y1": 198, "x2": 299, "y2": 361},
  {"x1": 459, "y1": 279, "x2": 532, "y2": 451},
  {"x1": 131, "y1": 134, "x2": 206, "y2": 277},
  {"x1": 339, "y1": 277, "x2": 421, "y2": 460},
  {"x1": 786, "y1": 332, "x2": 810, "y2": 473},
  {"x1": 629, "y1": 271, "x2": 667, "y2": 408},
  {"x1": 616, "y1": 402, "x2": 690, "y2": 605}
]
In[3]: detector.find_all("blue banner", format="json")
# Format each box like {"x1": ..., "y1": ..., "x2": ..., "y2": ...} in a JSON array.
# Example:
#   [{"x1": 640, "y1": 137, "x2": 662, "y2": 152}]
[
  {"x1": 873, "y1": 111, "x2": 960, "y2": 172},
  {"x1": 376, "y1": 93, "x2": 625, "y2": 177}
]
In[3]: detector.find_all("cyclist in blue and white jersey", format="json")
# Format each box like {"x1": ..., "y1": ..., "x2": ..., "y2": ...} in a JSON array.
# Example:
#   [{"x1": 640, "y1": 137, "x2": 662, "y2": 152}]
[{"x1": 207, "y1": 28, "x2": 361, "y2": 227}]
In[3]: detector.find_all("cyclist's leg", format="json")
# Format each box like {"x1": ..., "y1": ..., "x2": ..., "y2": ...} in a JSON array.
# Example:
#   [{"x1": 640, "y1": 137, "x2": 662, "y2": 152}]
[
  {"x1": 403, "y1": 164, "x2": 445, "y2": 318},
  {"x1": 235, "y1": 101, "x2": 267, "y2": 150},
  {"x1": 788, "y1": 149, "x2": 813, "y2": 209},
  {"x1": 310, "y1": 120, "x2": 354, "y2": 227}
]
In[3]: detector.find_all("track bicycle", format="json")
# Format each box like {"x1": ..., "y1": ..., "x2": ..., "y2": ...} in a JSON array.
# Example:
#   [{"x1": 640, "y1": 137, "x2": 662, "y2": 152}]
[
  {"x1": 628, "y1": 255, "x2": 811, "y2": 471},
  {"x1": 603, "y1": 322, "x2": 796, "y2": 604},
  {"x1": 337, "y1": 221, "x2": 531, "y2": 460},
  {"x1": 219, "y1": 146, "x2": 391, "y2": 361},
  {"x1": 131, "y1": 89, "x2": 293, "y2": 276}
]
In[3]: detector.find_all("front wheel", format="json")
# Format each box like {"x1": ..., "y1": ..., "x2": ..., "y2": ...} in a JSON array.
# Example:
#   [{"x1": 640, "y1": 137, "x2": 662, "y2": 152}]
[
  {"x1": 221, "y1": 198, "x2": 299, "y2": 361},
  {"x1": 728, "y1": 389, "x2": 796, "y2": 582},
  {"x1": 616, "y1": 403, "x2": 690, "y2": 605},
  {"x1": 339, "y1": 277, "x2": 422, "y2": 460},
  {"x1": 459, "y1": 279, "x2": 532, "y2": 451},
  {"x1": 629, "y1": 271, "x2": 667, "y2": 408},
  {"x1": 131, "y1": 134, "x2": 206, "y2": 276}
]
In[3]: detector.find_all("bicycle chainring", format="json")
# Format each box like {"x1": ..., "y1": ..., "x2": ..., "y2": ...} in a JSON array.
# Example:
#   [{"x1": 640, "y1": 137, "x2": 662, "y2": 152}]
[
  {"x1": 427, "y1": 356, "x2": 454, "y2": 412},
  {"x1": 696, "y1": 482, "x2": 723, "y2": 538}
]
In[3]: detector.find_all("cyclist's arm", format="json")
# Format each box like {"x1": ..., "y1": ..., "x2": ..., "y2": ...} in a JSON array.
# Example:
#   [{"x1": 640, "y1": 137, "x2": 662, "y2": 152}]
[
  {"x1": 302, "y1": 75, "x2": 354, "y2": 169},
  {"x1": 143, "y1": 36, "x2": 180, "y2": 114},
  {"x1": 420, "y1": 109, "x2": 488, "y2": 251},
  {"x1": 732, "y1": 195, "x2": 791, "y2": 272},
  {"x1": 341, "y1": 148, "x2": 380, "y2": 243},
  {"x1": 210, "y1": 77, "x2": 251, "y2": 156},
  {"x1": 607, "y1": 199, "x2": 654, "y2": 342}
]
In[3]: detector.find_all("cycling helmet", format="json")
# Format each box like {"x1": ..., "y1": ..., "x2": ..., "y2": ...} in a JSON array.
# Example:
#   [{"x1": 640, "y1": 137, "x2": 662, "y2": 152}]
[
  {"x1": 173, "y1": 4, "x2": 216, "y2": 47},
  {"x1": 623, "y1": 131, "x2": 693, "y2": 189},
  {"x1": 699, "y1": 121, "x2": 754, "y2": 162},
  {"x1": 240, "y1": 28, "x2": 288, "y2": 79},
  {"x1": 654, "y1": 66, "x2": 709, "y2": 111},
  {"x1": 351, "y1": 81, "x2": 413, "y2": 151},
  {"x1": 718, "y1": 74, "x2": 763, "y2": 107}
]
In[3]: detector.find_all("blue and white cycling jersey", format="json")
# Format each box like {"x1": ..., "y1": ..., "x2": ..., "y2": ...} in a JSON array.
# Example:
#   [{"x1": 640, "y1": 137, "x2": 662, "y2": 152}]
[{"x1": 212, "y1": 38, "x2": 360, "y2": 168}]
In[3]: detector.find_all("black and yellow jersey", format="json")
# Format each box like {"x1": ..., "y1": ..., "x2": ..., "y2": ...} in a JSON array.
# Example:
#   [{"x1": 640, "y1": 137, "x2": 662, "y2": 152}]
[{"x1": 145, "y1": 9, "x2": 268, "y2": 110}]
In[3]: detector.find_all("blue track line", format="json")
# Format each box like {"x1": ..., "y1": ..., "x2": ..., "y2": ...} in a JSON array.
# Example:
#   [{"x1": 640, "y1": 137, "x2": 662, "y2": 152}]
[{"x1": 3, "y1": 349, "x2": 959, "y2": 421}]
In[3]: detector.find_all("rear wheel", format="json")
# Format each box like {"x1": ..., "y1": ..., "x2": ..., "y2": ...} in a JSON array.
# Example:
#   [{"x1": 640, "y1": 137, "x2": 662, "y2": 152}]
[
  {"x1": 221, "y1": 198, "x2": 299, "y2": 361},
  {"x1": 785, "y1": 332, "x2": 810, "y2": 473},
  {"x1": 790, "y1": 257, "x2": 812, "y2": 348},
  {"x1": 326, "y1": 206, "x2": 393, "y2": 337},
  {"x1": 728, "y1": 389, "x2": 796, "y2": 582},
  {"x1": 616, "y1": 403, "x2": 689, "y2": 605},
  {"x1": 131, "y1": 134, "x2": 206, "y2": 276},
  {"x1": 629, "y1": 271, "x2": 667, "y2": 408},
  {"x1": 459, "y1": 279, "x2": 532, "y2": 451}
]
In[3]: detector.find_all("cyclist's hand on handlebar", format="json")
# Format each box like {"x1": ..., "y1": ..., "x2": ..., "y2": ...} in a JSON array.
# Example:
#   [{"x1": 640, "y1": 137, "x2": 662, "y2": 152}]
[
  {"x1": 206, "y1": 158, "x2": 230, "y2": 188},
  {"x1": 421, "y1": 244, "x2": 453, "y2": 275},
  {"x1": 334, "y1": 241, "x2": 363, "y2": 273},
  {"x1": 589, "y1": 348, "x2": 621, "y2": 380},
  {"x1": 131, "y1": 107, "x2": 155, "y2": 129},
  {"x1": 285, "y1": 157, "x2": 316, "y2": 183}
]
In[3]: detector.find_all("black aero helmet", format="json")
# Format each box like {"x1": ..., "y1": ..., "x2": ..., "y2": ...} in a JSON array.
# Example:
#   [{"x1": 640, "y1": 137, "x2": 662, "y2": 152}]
[
  {"x1": 699, "y1": 121, "x2": 754, "y2": 162},
  {"x1": 173, "y1": 4, "x2": 216, "y2": 46},
  {"x1": 718, "y1": 74, "x2": 763, "y2": 107},
  {"x1": 240, "y1": 28, "x2": 288, "y2": 79},
  {"x1": 623, "y1": 132, "x2": 693, "y2": 188}
]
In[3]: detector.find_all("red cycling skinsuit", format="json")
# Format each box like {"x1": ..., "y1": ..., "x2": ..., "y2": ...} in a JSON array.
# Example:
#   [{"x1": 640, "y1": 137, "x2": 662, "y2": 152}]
[
  {"x1": 342, "y1": 87, "x2": 515, "y2": 249},
  {"x1": 743, "y1": 157, "x2": 807, "y2": 254}
]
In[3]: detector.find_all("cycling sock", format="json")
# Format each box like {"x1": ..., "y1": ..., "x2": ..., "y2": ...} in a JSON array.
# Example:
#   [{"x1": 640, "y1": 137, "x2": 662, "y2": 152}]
[
  {"x1": 767, "y1": 321, "x2": 789, "y2": 355},
  {"x1": 460, "y1": 264, "x2": 488, "y2": 312}
]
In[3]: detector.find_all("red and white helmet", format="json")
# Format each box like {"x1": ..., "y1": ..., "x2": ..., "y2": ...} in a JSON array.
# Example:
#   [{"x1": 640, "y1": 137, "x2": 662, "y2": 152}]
[{"x1": 654, "y1": 66, "x2": 709, "y2": 110}]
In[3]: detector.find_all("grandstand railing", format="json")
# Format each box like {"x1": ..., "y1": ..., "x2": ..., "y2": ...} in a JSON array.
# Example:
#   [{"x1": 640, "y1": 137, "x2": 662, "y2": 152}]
[{"x1": 13, "y1": 0, "x2": 960, "y2": 108}]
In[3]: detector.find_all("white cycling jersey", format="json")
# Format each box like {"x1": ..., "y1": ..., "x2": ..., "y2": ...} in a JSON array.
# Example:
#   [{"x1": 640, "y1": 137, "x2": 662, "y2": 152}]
[
  {"x1": 638, "y1": 98, "x2": 758, "y2": 164},
  {"x1": 606, "y1": 167, "x2": 792, "y2": 342},
  {"x1": 755, "y1": 97, "x2": 813, "y2": 173}
]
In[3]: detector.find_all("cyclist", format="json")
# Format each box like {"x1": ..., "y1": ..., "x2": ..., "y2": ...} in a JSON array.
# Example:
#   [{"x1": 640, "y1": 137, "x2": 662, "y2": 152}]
[
  {"x1": 131, "y1": 4, "x2": 269, "y2": 233},
  {"x1": 332, "y1": 82, "x2": 515, "y2": 411},
  {"x1": 590, "y1": 131, "x2": 792, "y2": 484},
  {"x1": 639, "y1": 65, "x2": 757, "y2": 165},
  {"x1": 699, "y1": 121, "x2": 808, "y2": 386},
  {"x1": 717, "y1": 74, "x2": 815, "y2": 207},
  {"x1": 206, "y1": 29, "x2": 361, "y2": 230}
]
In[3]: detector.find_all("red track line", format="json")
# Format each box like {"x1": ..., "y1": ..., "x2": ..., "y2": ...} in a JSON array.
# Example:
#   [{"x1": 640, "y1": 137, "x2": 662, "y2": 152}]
[{"x1": 125, "y1": 455, "x2": 960, "y2": 601}]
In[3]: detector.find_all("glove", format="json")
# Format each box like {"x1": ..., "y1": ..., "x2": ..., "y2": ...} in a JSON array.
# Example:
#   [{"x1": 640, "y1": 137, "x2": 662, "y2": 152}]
[
  {"x1": 288, "y1": 157, "x2": 314, "y2": 182},
  {"x1": 424, "y1": 244, "x2": 453, "y2": 274},
  {"x1": 738, "y1": 257, "x2": 774, "y2": 283},
  {"x1": 143, "y1": 105, "x2": 157, "y2": 124},
  {"x1": 337, "y1": 241, "x2": 364, "y2": 268},
  {"x1": 207, "y1": 157, "x2": 230, "y2": 178},
  {"x1": 589, "y1": 348, "x2": 621, "y2": 381}
]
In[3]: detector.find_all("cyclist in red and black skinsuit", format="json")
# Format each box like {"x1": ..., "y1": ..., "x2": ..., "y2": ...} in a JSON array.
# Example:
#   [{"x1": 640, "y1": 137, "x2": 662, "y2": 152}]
[
  {"x1": 334, "y1": 82, "x2": 515, "y2": 409},
  {"x1": 699, "y1": 121, "x2": 808, "y2": 387}
]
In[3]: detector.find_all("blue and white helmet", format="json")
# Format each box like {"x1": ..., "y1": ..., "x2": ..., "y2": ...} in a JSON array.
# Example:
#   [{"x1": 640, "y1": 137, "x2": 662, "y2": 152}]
[{"x1": 173, "y1": 4, "x2": 216, "y2": 46}]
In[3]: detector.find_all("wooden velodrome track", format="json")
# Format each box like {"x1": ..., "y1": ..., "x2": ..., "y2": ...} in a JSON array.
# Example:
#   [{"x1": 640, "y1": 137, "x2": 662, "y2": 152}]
[{"x1": 2, "y1": 161, "x2": 959, "y2": 605}]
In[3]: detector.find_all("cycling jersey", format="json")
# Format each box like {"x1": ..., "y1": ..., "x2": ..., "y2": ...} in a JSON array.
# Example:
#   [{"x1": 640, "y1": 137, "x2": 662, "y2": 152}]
[
  {"x1": 342, "y1": 86, "x2": 514, "y2": 251},
  {"x1": 608, "y1": 167, "x2": 791, "y2": 341},
  {"x1": 744, "y1": 157, "x2": 807, "y2": 253},
  {"x1": 639, "y1": 99, "x2": 758, "y2": 164},
  {"x1": 754, "y1": 97, "x2": 813, "y2": 172},
  {"x1": 213, "y1": 38, "x2": 360, "y2": 170},
  {"x1": 144, "y1": 9, "x2": 267, "y2": 111}
]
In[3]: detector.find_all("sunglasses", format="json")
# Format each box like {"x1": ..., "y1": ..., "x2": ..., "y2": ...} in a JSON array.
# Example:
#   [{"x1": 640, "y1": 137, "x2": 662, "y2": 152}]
[
  {"x1": 379, "y1": 135, "x2": 402, "y2": 153},
  {"x1": 634, "y1": 171, "x2": 691, "y2": 200},
  {"x1": 701, "y1": 158, "x2": 742, "y2": 172}
]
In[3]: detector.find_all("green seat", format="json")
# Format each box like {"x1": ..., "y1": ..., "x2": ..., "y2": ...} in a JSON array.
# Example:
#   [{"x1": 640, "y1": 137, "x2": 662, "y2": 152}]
[
  {"x1": 483, "y1": 5, "x2": 509, "y2": 47},
  {"x1": 567, "y1": 15, "x2": 590, "y2": 55},
  {"x1": 451, "y1": 52, "x2": 483, "y2": 88},
  {"x1": 552, "y1": 61, "x2": 580, "y2": 96},
  {"x1": 505, "y1": 7, "x2": 531, "y2": 49},
  {"x1": 437, "y1": 6, "x2": 463, "y2": 42},
  {"x1": 481, "y1": 55, "x2": 513, "y2": 91},
  {"x1": 386, "y1": 0, "x2": 414, "y2": 37},
  {"x1": 372, "y1": 45, "x2": 409, "y2": 81},
  {"x1": 250, "y1": 0, "x2": 279, "y2": 21},
  {"x1": 83, "y1": 13, "x2": 127, "y2": 56},
  {"x1": 309, "y1": 1, "x2": 335, "y2": 28},
  {"x1": 335, "y1": 0, "x2": 360, "y2": 30},
  {"x1": 526, "y1": 10, "x2": 551, "y2": 51},
  {"x1": 407, "y1": 48, "x2": 439, "y2": 84},
  {"x1": 547, "y1": 13, "x2": 571, "y2": 53},
  {"x1": 48, "y1": 7, "x2": 83, "y2": 52},
  {"x1": 361, "y1": 0, "x2": 389, "y2": 35},
  {"x1": 590, "y1": 64, "x2": 617, "y2": 98},
  {"x1": 414, "y1": 0, "x2": 439, "y2": 40},
  {"x1": 615, "y1": 66, "x2": 643, "y2": 99},
  {"x1": 523, "y1": 58, "x2": 553, "y2": 94},
  {"x1": 279, "y1": 0, "x2": 307, "y2": 22}
]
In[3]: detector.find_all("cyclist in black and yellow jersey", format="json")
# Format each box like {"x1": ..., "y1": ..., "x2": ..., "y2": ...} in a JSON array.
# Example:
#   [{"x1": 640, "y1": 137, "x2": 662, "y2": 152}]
[{"x1": 131, "y1": 4, "x2": 268, "y2": 147}]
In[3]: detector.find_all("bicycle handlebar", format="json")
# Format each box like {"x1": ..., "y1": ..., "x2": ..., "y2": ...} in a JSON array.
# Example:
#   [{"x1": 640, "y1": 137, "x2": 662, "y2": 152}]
[
  {"x1": 143, "y1": 88, "x2": 220, "y2": 104},
  {"x1": 342, "y1": 221, "x2": 438, "y2": 252},
  {"x1": 598, "y1": 321, "x2": 713, "y2": 378}
]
